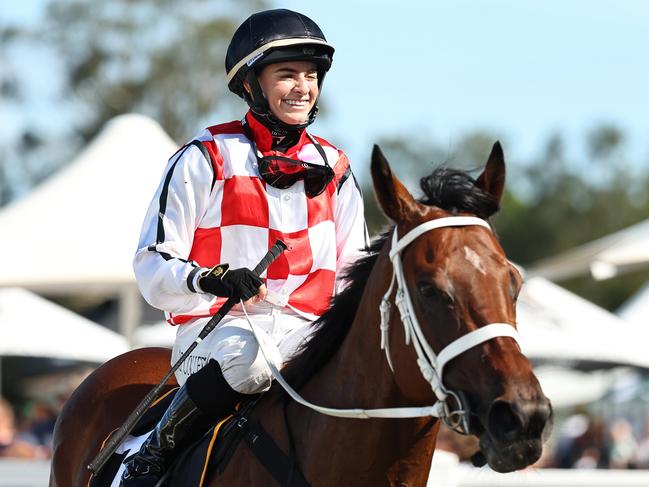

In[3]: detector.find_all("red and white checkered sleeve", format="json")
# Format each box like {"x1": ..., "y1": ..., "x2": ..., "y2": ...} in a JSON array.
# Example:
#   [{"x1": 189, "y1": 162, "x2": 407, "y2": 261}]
[
  {"x1": 133, "y1": 142, "x2": 217, "y2": 313},
  {"x1": 334, "y1": 154, "x2": 369, "y2": 291}
]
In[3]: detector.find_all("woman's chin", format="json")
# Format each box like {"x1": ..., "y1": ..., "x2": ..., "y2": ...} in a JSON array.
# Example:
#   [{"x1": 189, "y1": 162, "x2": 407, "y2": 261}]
[{"x1": 274, "y1": 111, "x2": 309, "y2": 126}]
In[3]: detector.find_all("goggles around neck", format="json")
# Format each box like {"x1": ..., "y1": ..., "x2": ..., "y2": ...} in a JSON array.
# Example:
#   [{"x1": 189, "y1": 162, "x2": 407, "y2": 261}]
[
  {"x1": 258, "y1": 152, "x2": 334, "y2": 197},
  {"x1": 245, "y1": 120, "x2": 335, "y2": 198}
]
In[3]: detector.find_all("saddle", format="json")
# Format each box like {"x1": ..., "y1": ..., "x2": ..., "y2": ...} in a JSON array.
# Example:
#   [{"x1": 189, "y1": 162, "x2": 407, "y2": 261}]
[{"x1": 89, "y1": 388, "x2": 309, "y2": 487}]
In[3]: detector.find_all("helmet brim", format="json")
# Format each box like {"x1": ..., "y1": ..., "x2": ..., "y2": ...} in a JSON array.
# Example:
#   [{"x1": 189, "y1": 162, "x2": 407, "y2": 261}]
[
  {"x1": 227, "y1": 40, "x2": 334, "y2": 98},
  {"x1": 253, "y1": 44, "x2": 333, "y2": 71}
]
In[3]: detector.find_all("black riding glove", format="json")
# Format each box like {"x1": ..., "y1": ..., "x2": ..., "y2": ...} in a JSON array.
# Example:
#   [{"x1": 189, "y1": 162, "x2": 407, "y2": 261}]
[{"x1": 198, "y1": 264, "x2": 263, "y2": 301}]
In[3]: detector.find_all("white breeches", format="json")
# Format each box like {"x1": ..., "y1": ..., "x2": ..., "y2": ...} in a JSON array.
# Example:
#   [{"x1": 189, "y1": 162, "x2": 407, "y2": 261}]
[{"x1": 171, "y1": 304, "x2": 313, "y2": 394}]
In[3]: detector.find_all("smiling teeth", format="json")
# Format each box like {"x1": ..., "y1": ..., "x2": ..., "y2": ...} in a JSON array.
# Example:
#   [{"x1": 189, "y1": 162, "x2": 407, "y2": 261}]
[{"x1": 284, "y1": 100, "x2": 308, "y2": 106}]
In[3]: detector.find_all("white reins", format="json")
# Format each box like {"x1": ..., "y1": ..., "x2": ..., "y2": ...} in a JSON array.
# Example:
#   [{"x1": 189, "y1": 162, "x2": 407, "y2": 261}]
[{"x1": 241, "y1": 216, "x2": 520, "y2": 430}]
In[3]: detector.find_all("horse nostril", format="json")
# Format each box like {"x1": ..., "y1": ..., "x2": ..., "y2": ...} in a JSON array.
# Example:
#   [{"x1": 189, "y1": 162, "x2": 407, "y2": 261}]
[
  {"x1": 487, "y1": 400, "x2": 524, "y2": 443},
  {"x1": 487, "y1": 397, "x2": 552, "y2": 443},
  {"x1": 529, "y1": 397, "x2": 552, "y2": 437}
]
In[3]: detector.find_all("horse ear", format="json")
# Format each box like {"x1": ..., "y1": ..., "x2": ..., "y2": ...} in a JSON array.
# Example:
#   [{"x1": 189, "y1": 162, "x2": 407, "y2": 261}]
[
  {"x1": 475, "y1": 141, "x2": 506, "y2": 204},
  {"x1": 371, "y1": 144, "x2": 419, "y2": 222}
]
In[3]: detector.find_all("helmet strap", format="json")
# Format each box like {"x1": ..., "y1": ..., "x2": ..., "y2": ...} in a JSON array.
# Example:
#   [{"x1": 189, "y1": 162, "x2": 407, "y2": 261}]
[{"x1": 244, "y1": 70, "x2": 270, "y2": 116}]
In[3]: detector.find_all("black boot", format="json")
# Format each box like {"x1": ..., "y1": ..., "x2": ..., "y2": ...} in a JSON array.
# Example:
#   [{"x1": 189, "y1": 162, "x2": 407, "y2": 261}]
[
  {"x1": 119, "y1": 385, "x2": 206, "y2": 486},
  {"x1": 120, "y1": 360, "x2": 246, "y2": 486}
]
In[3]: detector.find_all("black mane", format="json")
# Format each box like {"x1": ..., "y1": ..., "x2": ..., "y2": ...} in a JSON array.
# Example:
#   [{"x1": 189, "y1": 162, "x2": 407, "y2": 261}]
[
  {"x1": 277, "y1": 166, "x2": 498, "y2": 393},
  {"x1": 278, "y1": 233, "x2": 387, "y2": 392}
]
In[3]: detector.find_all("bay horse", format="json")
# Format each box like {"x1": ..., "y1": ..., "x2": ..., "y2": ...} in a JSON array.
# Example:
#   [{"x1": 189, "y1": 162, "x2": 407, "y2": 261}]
[{"x1": 51, "y1": 142, "x2": 552, "y2": 486}]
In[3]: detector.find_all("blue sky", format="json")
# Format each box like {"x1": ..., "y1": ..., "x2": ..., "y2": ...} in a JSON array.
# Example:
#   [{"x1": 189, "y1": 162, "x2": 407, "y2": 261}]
[
  {"x1": 3, "y1": 0, "x2": 649, "y2": 187},
  {"x1": 276, "y1": 0, "x2": 649, "y2": 181}
]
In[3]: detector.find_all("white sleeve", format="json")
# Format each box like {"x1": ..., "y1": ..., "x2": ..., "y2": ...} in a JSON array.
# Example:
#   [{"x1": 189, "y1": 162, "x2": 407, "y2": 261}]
[
  {"x1": 334, "y1": 167, "x2": 369, "y2": 291},
  {"x1": 133, "y1": 143, "x2": 215, "y2": 313}
]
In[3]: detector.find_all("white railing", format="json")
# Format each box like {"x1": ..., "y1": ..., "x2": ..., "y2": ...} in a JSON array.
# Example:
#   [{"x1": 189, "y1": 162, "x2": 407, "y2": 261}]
[
  {"x1": 0, "y1": 459, "x2": 50, "y2": 486},
  {"x1": 429, "y1": 452, "x2": 649, "y2": 487},
  {"x1": 458, "y1": 468, "x2": 649, "y2": 487},
  {"x1": 2, "y1": 457, "x2": 649, "y2": 486}
]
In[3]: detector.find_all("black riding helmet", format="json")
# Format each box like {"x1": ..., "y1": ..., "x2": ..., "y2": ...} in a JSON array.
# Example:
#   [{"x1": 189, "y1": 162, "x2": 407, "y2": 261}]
[{"x1": 225, "y1": 9, "x2": 335, "y2": 130}]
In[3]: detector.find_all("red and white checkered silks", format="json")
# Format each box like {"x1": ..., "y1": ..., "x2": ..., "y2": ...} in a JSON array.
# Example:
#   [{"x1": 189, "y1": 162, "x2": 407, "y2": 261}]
[{"x1": 134, "y1": 112, "x2": 367, "y2": 326}]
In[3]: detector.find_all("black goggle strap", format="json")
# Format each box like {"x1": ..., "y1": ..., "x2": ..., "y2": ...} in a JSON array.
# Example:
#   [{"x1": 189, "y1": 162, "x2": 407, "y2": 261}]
[
  {"x1": 241, "y1": 118, "x2": 265, "y2": 166},
  {"x1": 305, "y1": 133, "x2": 330, "y2": 171},
  {"x1": 241, "y1": 116, "x2": 255, "y2": 146}
]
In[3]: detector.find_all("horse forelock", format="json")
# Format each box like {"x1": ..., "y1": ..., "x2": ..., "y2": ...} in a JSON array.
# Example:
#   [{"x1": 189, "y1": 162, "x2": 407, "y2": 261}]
[{"x1": 419, "y1": 167, "x2": 500, "y2": 219}]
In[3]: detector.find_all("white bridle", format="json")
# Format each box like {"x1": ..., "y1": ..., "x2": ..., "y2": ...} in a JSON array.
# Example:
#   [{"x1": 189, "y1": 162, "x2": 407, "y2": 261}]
[
  {"x1": 380, "y1": 216, "x2": 520, "y2": 432},
  {"x1": 241, "y1": 216, "x2": 519, "y2": 429}
]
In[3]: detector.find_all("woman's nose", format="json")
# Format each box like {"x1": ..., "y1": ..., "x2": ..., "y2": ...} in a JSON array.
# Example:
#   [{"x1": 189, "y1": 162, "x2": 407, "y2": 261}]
[{"x1": 293, "y1": 77, "x2": 309, "y2": 93}]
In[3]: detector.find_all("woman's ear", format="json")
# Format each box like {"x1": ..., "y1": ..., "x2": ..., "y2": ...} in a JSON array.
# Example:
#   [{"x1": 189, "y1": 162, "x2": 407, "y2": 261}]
[{"x1": 243, "y1": 79, "x2": 252, "y2": 97}]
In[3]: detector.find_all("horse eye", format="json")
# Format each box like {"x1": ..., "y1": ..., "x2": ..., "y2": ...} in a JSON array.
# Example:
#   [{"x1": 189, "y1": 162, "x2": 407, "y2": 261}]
[
  {"x1": 417, "y1": 281, "x2": 439, "y2": 298},
  {"x1": 509, "y1": 270, "x2": 522, "y2": 300}
]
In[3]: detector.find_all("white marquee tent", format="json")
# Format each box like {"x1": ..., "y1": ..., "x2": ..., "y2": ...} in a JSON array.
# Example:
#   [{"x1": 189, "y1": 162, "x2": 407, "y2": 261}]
[
  {"x1": 133, "y1": 321, "x2": 176, "y2": 348},
  {"x1": 617, "y1": 280, "x2": 649, "y2": 327},
  {"x1": 527, "y1": 218, "x2": 649, "y2": 281},
  {"x1": 0, "y1": 114, "x2": 179, "y2": 338},
  {"x1": 0, "y1": 287, "x2": 129, "y2": 393},
  {"x1": 531, "y1": 365, "x2": 632, "y2": 409},
  {"x1": 0, "y1": 287, "x2": 128, "y2": 360},
  {"x1": 513, "y1": 276, "x2": 649, "y2": 408},
  {"x1": 515, "y1": 276, "x2": 649, "y2": 368}
]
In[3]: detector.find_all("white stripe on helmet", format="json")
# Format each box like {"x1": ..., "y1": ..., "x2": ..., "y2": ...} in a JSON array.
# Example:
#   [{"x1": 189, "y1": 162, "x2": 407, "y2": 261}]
[{"x1": 226, "y1": 38, "x2": 332, "y2": 83}]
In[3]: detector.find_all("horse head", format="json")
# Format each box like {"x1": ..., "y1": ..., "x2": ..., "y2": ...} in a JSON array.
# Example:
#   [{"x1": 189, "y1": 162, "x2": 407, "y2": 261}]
[{"x1": 371, "y1": 142, "x2": 552, "y2": 472}]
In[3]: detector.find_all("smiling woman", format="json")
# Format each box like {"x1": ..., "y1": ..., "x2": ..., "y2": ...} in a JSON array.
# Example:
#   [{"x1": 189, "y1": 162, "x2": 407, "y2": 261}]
[{"x1": 248, "y1": 61, "x2": 320, "y2": 126}]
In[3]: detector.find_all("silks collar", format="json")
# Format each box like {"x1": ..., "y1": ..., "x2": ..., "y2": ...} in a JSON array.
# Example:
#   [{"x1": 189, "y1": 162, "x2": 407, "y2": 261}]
[{"x1": 244, "y1": 111, "x2": 310, "y2": 154}]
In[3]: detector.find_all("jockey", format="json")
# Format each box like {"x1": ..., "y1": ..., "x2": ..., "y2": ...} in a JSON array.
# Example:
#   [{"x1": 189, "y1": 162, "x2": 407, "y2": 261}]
[{"x1": 121, "y1": 8, "x2": 367, "y2": 486}]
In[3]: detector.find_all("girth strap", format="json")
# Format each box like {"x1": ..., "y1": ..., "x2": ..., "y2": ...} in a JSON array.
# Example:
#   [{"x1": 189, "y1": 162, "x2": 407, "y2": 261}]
[{"x1": 238, "y1": 418, "x2": 310, "y2": 487}]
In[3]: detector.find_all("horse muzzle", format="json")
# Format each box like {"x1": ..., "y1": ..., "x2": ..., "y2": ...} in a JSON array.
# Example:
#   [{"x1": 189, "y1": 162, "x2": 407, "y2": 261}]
[{"x1": 472, "y1": 393, "x2": 553, "y2": 472}]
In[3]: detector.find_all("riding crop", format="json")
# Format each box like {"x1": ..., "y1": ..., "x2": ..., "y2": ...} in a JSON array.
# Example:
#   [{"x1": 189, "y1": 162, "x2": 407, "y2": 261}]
[{"x1": 87, "y1": 240, "x2": 287, "y2": 474}]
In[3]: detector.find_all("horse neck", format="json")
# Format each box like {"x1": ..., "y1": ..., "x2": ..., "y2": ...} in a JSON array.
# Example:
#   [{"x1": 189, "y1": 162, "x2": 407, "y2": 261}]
[
  {"x1": 290, "y1": 246, "x2": 440, "y2": 484},
  {"x1": 307, "y1": 246, "x2": 396, "y2": 405}
]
